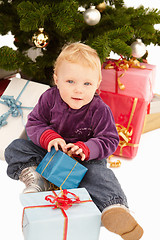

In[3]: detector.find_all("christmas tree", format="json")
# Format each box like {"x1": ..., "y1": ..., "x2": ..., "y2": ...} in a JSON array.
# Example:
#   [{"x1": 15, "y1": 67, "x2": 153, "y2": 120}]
[{"x1": 0, "y1": 0, "x2": 160, "y2": 85}]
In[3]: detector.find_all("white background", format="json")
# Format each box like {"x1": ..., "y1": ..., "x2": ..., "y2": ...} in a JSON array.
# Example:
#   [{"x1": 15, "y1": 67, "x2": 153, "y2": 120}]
[{"x1": 0, "y1": 1, "x2": 160, "y2": 240}]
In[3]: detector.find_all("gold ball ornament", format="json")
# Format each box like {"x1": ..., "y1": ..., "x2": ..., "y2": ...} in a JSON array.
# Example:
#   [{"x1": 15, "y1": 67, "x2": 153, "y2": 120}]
[
  {"x1": 97, "y1": 1, "x2": 107, "y2": 12},
  {"x1": 32, "y1": 28, "x2": 49, "y2": 48},
  {"x1": 130, "y1": 39, "x2": 146, "y2": 58},
  {"x1": 83, "y1": 6, "x2": 101, "y2": 26}
]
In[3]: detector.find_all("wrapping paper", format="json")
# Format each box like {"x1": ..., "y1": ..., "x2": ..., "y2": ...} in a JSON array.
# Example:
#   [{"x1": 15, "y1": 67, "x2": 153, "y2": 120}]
[
  {"x1": 0, "y1": 77, "x2": 49, "y2": 160},
  {"x1": 100, "y1": 91, "x2": 148, "y2": 158},
  {"x1": 36, "y1": 147, "x2": 88, "y2": 189},
  {"x1": 100, "y1": 62, "x2": 156, "y2": 102},
  {"x1": 20, "y1": 188, "x2": 101, "y2": 240},
  {"x1": 142, "y1": 112, "x2": 160, "y2": 133}
]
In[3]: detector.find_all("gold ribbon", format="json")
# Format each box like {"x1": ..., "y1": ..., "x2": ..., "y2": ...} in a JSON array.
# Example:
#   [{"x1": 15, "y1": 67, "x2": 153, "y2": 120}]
[
  {"x1": 105, "y1": 58, "x2": 146, "y2": 91},
  {"x1": 108, "y1": 155, "x2": 121, "y2": 168},
  {"x1": 116, "y1": 98, "x2": 139, "y2": 156}
]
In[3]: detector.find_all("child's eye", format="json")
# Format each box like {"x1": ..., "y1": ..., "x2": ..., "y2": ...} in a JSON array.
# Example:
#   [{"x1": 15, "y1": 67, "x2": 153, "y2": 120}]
[
  {"x1": 67, "y1": 80, "x2": 74, "y2": 84},
  {"x1": 84, "y1": 82, "x2": 91, "y2": 86}
]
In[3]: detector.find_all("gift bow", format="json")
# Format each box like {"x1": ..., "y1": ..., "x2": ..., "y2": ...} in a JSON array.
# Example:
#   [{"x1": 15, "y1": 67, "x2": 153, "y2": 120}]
[
  {"x1": 116, "y1": 124, "x2": 133, "y2": 144},
  {"x1": 45, "y1": 189, "x2": 81, "y2": 210},
  {"x1": 108, "y1": 124, "x2": 133, "y2": 167},
  {"x1": 104, "y1": 57, "x2": 146, "y2": 91},
  {"x1": 115, "y1": 98, "x2": 139, "y2": 156},
  {"x1": 0, "y1": 81, "x2": 33, "y2": 128},
  {"x1": 105, "y1": 57, "x2": 146, "y2": 71}
]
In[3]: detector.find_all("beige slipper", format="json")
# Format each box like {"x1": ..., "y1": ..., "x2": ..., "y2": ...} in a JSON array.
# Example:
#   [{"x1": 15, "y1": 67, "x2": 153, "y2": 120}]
[{"x1": 101, "y1": 205, "x2": 144, "y2": 240}]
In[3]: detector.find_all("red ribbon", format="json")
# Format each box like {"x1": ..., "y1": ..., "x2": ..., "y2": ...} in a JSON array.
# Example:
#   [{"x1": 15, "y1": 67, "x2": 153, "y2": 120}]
[
  {"x1": 45, "y1": 189, "x2": 81, "y2": 210},
  {"x1": 22, "y1": 190, "x2": 92, "y2": 240},
  {"x1": 45, "y1": 190, "x2": 82, "y2": 240}
]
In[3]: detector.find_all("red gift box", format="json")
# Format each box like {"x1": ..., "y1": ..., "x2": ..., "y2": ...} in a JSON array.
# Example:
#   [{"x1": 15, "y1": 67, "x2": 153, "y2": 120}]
[
  {"x1": 0, "y1": 79, "x2": 10, "y2": 97},
  {"x1": 100, "y1": 91, "x2": 148, "y2": 158},
  {"x1": 100, "y1": 60, "x2": 156, "y2": 102}
]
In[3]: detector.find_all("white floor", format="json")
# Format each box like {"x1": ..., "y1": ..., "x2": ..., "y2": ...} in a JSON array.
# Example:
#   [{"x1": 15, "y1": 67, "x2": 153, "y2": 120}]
[{"x1": 0, "y1": 128, "x2": 160, "y2": 240}]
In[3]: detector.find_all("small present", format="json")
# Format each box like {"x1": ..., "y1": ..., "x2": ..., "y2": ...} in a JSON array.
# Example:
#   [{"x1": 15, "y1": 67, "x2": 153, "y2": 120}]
[
  {"x1": 100, "y1": 59, "x2": 156, "y2": 102},
  {"x1": 142, "y1": 94, "x2": 160, "y2": 133},
  {"x1": 36, "y1": 147, "x2": 88, "y2": 189},
  {"x1": 0, "y1": 77, "x2": 49, "y2": 160},
  {"x1": 100, "y1": 91, "x2": 148, "y2": 158},
  {"x1": 20, "y1": 188, "x2": 101, "y2": 240}
]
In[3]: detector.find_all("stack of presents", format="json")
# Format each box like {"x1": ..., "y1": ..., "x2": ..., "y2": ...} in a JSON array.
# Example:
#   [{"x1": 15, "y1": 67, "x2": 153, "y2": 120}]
[
  {"x1": 100, "y1": 58, "x2": 159, "y2": 158},
  {"x1": 0, "y1": 56, "x2": 160, "y2": 239}
]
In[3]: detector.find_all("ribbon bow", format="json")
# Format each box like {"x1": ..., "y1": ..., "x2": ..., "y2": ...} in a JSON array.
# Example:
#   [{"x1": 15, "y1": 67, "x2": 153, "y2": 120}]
[
  {"x1": 45, "y1": 189, "x2": 81, "y2": 210},
  {"x1": 0, "y1": 81, "x2": 33, "y2": 128},
  {"x1": 104, "y1": 57, "x2": 146, "y2": 91},
  {"x1": 116, "y1": 124, "x2": 133, "y2": 144},
  {"x1": 115, "y1": 98, "x2": 139, "y2": 156}
]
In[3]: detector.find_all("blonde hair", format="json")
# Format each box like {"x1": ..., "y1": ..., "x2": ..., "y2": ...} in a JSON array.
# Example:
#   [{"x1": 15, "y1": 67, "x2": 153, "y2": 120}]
[{"x1": 54, "y1": 42, "x2": 102, "y2": 82}]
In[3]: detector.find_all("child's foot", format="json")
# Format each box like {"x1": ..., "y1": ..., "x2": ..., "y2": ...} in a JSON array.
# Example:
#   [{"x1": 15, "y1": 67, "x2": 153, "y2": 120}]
[
  {"x1": 101, "y1": 205, "x2": 144, "y2": 240},
  {"x1": 19, "y1": 166, "x2": 50, "y2": 194}
]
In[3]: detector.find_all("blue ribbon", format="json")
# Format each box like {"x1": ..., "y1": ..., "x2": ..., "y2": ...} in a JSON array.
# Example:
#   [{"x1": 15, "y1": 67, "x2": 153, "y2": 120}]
[{"x1": 0, "y1": 80, "x2": 33, "y2": 128}]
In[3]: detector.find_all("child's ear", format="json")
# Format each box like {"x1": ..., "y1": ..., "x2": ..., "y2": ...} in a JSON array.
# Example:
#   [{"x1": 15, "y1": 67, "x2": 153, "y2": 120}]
[{"x1": 54, "y1": 73, "x2": 58, "y2": 86}]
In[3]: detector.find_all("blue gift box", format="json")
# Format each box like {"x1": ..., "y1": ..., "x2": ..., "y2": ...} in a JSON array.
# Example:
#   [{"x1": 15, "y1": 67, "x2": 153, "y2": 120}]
[
  {"x1": 20, "y1": 188, "x2": 101, "y2": 240},
  {"x1": 36, "y1": 147, "x2": 88, "y2": 189}
]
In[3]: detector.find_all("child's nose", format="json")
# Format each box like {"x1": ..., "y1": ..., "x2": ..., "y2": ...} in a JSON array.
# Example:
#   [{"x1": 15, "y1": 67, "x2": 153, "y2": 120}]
[{"x1": 74, "y1": 84, "x2": 83, "y2": 94}]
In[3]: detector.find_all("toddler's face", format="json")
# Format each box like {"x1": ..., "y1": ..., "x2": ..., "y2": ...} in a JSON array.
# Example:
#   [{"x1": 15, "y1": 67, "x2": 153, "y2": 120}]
[{"x1": 54, "y1": 60, "x2": 101, "y2": 109}]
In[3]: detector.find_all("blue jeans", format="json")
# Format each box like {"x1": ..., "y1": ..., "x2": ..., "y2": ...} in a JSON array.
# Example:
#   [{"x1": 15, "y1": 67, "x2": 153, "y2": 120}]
[{"x1": 5, "y1": 139, "x2": 128, "y2": 212}]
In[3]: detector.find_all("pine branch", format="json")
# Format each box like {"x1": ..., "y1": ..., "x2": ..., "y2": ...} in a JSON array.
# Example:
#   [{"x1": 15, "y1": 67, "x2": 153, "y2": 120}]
[
  {"x1": 0, "y1": 46, "x2": 23, "y2": 71},
  {"x1": 109, "y1": 39, "x2": 132, "y2": 57},
  {"x1": 86, "y1": 33, "x2": 111, "y2": 62},
  {"x1": 17, "y1": 1, "x2": 52, "y2": 31},
  {"x1": 107, "y1": 26, "x2": 134, "y2": 42},
  {"x1": 109, "y1": 0, "x2": 124, "y2": 8},
  {"x1": 0, "y1": 1, "x2": 16, "y2": 35},
  {"x1": 0, "y1": 46, "x2": 47, "y2": 83},
  {"x1": 50, "y1": 0, "x2": 83, "y2": 35}
]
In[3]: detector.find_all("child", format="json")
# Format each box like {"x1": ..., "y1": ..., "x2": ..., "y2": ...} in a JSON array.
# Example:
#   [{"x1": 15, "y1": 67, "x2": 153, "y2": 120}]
[{"x1": 5, "y1": 42, "x2": 143, "y2": 239}]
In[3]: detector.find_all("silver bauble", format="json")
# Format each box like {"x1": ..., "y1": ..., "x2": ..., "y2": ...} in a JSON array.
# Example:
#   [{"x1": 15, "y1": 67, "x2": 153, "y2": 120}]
[
  {"x1": 83, "y1": 6, "x2": 101, "y2": 26},
  {"x1": 131, "y1": 39, "x2": 146, "y2": 58}
]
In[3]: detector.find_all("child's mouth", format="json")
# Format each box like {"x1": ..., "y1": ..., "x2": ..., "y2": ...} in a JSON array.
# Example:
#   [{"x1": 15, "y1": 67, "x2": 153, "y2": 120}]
[{"x1": 72, "y1": 97, "x2": 82, "y2": 101}]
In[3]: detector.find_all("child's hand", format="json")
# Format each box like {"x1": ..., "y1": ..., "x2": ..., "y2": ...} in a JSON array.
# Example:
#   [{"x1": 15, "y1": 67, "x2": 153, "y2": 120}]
[
  {"x1": 48, "y1": 138, "x2": 66, "y2": 152},
  {"x1": 64, "y1": 143, "x2": 86, "y2": 161}
]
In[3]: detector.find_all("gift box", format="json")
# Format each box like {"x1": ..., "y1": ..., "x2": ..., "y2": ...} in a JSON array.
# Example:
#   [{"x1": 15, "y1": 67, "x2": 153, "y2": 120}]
[
  {"x1": 100, "y1": 91, "x2": 148, "y2": 158},
  {"x1": 100, "y1": 60, "x2": 156, "y2": 102},
  {"x1": 0, "y1": 79, "x2": 10, "y2": 97},
  {"x1": 20, "y1": 188, "x2": 101, "y2": 240},
  {"x1": 143, "y1": 94, "x2": 160, "y2": 133},
  {"x1": 36, "y1": 147, "x2": 88, "y2": 189},
  {"x1": 148, "y1": 94, "x2": 160, "y2": 114},
  {"x1": 0, "y1": 77, "x2": 49, "y2": 160},
  {"x1": 143, "y1": 112, "x2": 160, "y2": 133}
]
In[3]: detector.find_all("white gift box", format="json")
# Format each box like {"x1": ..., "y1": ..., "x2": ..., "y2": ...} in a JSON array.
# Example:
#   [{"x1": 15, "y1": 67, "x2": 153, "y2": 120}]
[
  {"x1": 0, "y1": 77, "x2": 50, "y2": 160},
  {"x1": 20, "y1": 188, "x2": 101, "y2": 240}
]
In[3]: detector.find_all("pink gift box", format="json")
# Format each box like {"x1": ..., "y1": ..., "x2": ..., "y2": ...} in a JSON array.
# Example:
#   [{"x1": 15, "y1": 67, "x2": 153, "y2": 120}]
[{"x1": 100, "y1": 61, "x2": 156, "y2": 102}]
